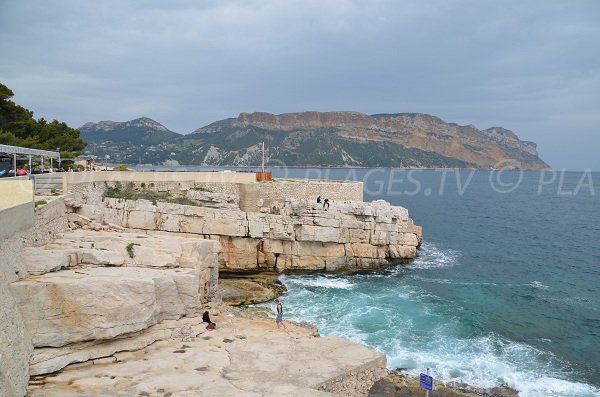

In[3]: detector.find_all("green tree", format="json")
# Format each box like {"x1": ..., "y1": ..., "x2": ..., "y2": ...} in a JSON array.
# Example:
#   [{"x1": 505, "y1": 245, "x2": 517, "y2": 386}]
[{"x1": 0, "y1": 82, "x2": 86, "y2": 155}]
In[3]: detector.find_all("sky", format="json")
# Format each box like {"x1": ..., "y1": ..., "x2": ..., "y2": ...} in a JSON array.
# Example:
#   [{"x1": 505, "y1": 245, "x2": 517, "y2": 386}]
[{"x1": 1, "y1": 0, "x2": 599, "y2": 170}]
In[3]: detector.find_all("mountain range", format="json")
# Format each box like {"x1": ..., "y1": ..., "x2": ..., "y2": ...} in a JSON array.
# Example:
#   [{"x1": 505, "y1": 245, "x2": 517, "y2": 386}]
[{"x1": 79, "y1": 112, "x2": 550, "y2": 169}]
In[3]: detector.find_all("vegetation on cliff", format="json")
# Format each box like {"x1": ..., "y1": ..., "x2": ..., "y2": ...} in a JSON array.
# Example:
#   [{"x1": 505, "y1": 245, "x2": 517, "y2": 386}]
[
  {"x1": 81, "y1": 111, "x2": 549, "y2": 169},
  {"x1": 0, "y1": 83, "x2": 86, "y2": 157}
]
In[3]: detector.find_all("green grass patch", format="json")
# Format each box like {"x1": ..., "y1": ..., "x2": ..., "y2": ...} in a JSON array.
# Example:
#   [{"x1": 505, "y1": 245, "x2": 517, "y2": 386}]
[
  {"x1": 126, "y1": 242, "x2": 140, "y2": 259},
  {"x1": 104, "y1": 184, "x2": 202, "y2": 206}
]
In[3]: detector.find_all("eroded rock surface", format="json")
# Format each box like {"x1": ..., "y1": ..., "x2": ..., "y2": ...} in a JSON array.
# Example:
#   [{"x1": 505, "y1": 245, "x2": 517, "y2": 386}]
[
  {"x1": 9, "y1": 229, "x2": 221, "y2": 377},
  {"x1": 28, "y1": 313, "x2": 387, "y2": 397},
  {"x1": 219, "y1": 272, "x2": 286, "y2": 305},
  {"x1": 68, "y1": 198, "x2": 422, "y2": 273}
]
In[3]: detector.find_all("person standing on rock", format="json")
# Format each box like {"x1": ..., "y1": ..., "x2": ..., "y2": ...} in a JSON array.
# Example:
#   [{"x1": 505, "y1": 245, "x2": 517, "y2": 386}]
[{"x1": 275, "y1": 299, "x2": 286, "y2": 330}]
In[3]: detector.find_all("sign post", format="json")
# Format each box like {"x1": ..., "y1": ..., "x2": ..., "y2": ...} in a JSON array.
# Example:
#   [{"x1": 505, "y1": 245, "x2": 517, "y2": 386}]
[{"x1": 419, "y1": 368, "x2": 433, "y2": 397}]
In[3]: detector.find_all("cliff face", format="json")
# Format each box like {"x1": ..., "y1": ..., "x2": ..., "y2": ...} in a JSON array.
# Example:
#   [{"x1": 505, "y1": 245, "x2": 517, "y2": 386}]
[
  {"x1": 69, "y1": 195, "x2": 422, "y2": 273},
  {"x1": 188, "y1": 112, "x2": 549, "y2": 169},
  {"x1": 79, "y1": 112, "x2": 549, "y2": 169}
]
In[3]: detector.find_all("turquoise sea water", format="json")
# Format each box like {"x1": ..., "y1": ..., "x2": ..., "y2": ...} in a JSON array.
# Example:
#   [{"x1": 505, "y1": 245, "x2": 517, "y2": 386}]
[
  {"x1": 136, "y1": 166, "x2": 599, "y2": 396},
  {"x1": 269, "y1": 169, "x2": 600, "y2": 397}
]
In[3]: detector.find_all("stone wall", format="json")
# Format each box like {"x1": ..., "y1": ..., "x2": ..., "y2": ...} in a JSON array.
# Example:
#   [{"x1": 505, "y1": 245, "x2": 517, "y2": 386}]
[
  {"x1": 0, "y1": 234, "x2": 33, "y2": 397},
  {"x1": 0, "y1": 202, "x2": 33, "y2": 244},
  {"x1": 257, "y1": 179, "x2": 363, "y2": 207},
  {"x1": 21, "y1": 197, "x2": 70, "y2": 247},
  {"x1": 231, "y1": 179, "x2": 364, "y2": 211},
  {"x1": 317, "y1": 354, "x2": 388, "y2": 397},
  {"x1": 0, "y1": 200, "x2": 36, "y2": 396},
  {"x1": 63, "y1": 171, "x2": 363, "y2": 213},
  {"x1": 63, "y1": 170, "x2": 257, "y2": 190}
]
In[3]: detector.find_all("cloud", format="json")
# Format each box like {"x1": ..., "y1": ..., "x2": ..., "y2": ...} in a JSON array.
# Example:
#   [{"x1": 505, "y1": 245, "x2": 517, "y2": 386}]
[{"x1": 1, "y1": 0, "x2": 599, "y2": 169}]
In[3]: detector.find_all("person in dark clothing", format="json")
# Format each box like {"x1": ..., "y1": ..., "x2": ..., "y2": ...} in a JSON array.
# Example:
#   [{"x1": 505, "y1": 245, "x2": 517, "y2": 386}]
[
  {"x1": 316, "y1": 196, "x2": 321, "y2": 203},
  {"x1": 203, "y1": 311, "x2": 216, "y2": 330}
]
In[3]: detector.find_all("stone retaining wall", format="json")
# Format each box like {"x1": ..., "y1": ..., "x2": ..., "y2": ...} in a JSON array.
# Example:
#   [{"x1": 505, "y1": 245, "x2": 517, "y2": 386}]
[
  {"x1": 257, "y1": 179, "x2": 363, "y2": 207},
  {"x1": 22, "y1": 197, "x2": 69, "y2": 247},
  {"x1": 0, "y1": 234, "x2": 32, "y2": 397},
  {"x1": 317, "y1": 354, "x2": 388, "y2": 397},
  {"x1": 0, "y1": 191, "x2": 69, "y2": 396},
  {"x1": 63, "y1": 170, "x2": 257, "y2": 190},
  {"x1": 63, "y1": 171, "x2": 364, "y2": 213}
]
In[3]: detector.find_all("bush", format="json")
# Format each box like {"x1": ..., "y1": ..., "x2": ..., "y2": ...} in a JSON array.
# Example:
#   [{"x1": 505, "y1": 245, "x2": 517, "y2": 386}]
[
  {"x1": 126, "y1": 242, "x2": 140, "y2": 259},
  {"x1": 103, "y1": 184, "x2": 202, "y2": 207}
]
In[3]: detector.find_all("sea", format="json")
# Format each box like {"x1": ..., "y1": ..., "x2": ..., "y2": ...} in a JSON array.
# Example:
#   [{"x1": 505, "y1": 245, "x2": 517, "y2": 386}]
[{"x1": 137, "y1": 166, "x2": 600, "y2": 397}]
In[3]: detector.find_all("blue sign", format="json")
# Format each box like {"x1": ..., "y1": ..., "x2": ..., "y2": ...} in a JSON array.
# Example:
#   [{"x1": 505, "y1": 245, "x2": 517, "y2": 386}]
[{"x1": 420, "y1": 373, "x2": 433, "y2": 391}]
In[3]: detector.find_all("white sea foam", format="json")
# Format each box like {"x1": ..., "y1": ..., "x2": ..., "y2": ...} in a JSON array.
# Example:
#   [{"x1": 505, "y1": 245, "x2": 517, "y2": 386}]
[
  {"x1": 407, "y1": 243, "x2": 460, "y2": 270},
  {"x1": 529, "y1": 281, "x2": 550, "y2": 290},
  {"x1": 384, "y1": 333, "x2": 600, "y2": 397},
  {"x1": 278, "y1": 243, "x2": 600, "y2": 397},
  {"x1": 289, "y1": 295, "x2": 600, "y2": 397},
  {"x1": 281, "y1": 274, "x2": 354, "y2": 289},
  {"x1": 517, "y1": 376, "x2": 600, "y2": 397}
]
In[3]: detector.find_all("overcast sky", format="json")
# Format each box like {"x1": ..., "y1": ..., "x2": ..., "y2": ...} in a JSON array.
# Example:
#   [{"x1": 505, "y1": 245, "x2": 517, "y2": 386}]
[{"x1": 1, "y1": 0, "x2": 599, "y2": 170}]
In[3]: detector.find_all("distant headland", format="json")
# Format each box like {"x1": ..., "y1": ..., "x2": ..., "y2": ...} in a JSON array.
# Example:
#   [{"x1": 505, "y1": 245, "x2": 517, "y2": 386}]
[{"x1": 80, "y1": 112, "x2": 550, "y2": 170}]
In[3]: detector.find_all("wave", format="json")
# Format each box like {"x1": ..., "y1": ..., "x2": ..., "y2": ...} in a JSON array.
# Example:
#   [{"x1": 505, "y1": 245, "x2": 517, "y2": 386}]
[
  {"x1": 280, "y1": 274, "x2": 354, "y2": 290},
  {"x1": 384, "y1": 333, "x2": 600, "y2": 397},
  {"x1": 277, "y1": 242, "x2": 600, "y2": 397},
  {"x1": 405, "y1": 243, "x2": 461, "y2": 270},
  {"x1": 528, "y1": 280, "x2": 550, "y2": 290}
]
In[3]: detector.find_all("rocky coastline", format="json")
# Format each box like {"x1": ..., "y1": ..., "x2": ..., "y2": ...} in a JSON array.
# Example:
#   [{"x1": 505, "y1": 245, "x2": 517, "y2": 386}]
[
  {"x1": 0, "y1": 173, "x2": 529, "y2": 396},
  {"x1": 0, "y1": 173, "x2": 430, "y2": 396}
]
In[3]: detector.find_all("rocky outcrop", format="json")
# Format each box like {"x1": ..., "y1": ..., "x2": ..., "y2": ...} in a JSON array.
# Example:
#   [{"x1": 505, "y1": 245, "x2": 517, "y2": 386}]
[
  {"x1": 2, "y1": 177, "x2": 416, "y2": 396},
  {"x1": 219, "y1": 272, "x2": 286, "y2": 305},
  {"x1": 11, "y1": 267, "x2": 201, "y2": 347},
  {"x1": 9, "y1": 229, "x2": 221, "y2": 376},
  {"x1": 27, "y1": 312, "x2": 388, "y2": 397},
  {"x1": 68, "y1": 197, "x2": 422, "y2": 273},
  {"x1": 185, "y1": 189, "x2": 240, "y2": 209}
]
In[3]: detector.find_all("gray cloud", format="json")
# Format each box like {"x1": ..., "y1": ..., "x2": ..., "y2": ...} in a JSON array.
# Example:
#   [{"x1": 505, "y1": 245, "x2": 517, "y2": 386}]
[{"x1": 1, "y1": 0, "x2": 599, "y2": 169}]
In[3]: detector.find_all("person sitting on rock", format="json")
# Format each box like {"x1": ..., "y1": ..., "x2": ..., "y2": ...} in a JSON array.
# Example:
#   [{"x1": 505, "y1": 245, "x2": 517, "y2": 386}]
[
  {"x1": 203, "y1": 311, "x2": 216, "y2": 330},
  {"x1": 316, "y1": 196, "x2": 321, "y2": 203}
]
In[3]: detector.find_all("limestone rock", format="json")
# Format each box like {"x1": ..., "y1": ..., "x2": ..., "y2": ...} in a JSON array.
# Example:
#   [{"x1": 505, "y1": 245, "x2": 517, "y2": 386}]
[
  {"x1": 218, "y1": 273, "x2": 286, "y2": 305},
  {"x1": 29, "y1": 316, "x2": 207, "y2": 376},
  {"x1": 21, "y1": 247, "x2": 75, "y2": 275},
  {"x1": 67, "y1": 196, "x2": 422, "y2": 272},
  {"x1": 28, "y1": 314, "x2": 387, "y2": 397},
  {"x1": 186, "y1": 189, "x2": 240, "y2": 209},
  {"x1": 10, "y1": 266, "x2": 199, "y2": 348}
]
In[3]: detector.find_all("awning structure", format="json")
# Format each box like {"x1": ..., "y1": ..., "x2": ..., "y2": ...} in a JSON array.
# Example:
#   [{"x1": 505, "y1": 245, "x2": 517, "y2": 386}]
[
  {"x1": 0, "y1": 144, "x2": 59, "y2": 157},
  {"x1": 0, "y1": 144, "x2": 61, "y2": 173}
]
